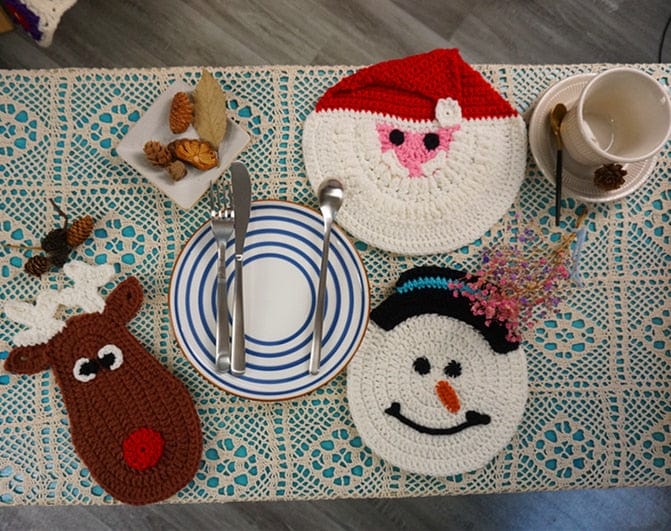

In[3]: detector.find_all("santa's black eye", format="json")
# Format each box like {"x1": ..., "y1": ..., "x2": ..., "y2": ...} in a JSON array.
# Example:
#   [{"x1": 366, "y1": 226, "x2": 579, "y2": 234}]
[
  {"x1": 413, "y1": 356, "x2": 431, "y2": 375},
  {"x1": 444, "y1": 360, "x2": 462, "y2": 378},
  {"x1": 423, "y1": 133, "x2": 440, "y2": 151},
  {"x1": 389, "y1": 129, "x2": 405, "y2": 146}
]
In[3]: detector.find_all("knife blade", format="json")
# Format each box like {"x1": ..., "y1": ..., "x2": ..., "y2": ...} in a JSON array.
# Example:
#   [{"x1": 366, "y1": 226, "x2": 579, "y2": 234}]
[{"x1": 230, "y1": 161, "x2": 251, "y2": 376}]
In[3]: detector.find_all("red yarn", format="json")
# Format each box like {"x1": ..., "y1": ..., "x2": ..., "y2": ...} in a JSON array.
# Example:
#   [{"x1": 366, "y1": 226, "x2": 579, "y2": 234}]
[
  {"x1": 315, "y1": 49, "x2": 517, "y2": 121},
  {"x1": 123, "y1": 427, "x2": 165, "y2": 471}
]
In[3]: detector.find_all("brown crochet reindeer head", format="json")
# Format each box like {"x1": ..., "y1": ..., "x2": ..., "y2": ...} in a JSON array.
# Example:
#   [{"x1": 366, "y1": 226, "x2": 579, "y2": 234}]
[{"x1": 4, "y1": 262, "x2": 202, "y2": 505}]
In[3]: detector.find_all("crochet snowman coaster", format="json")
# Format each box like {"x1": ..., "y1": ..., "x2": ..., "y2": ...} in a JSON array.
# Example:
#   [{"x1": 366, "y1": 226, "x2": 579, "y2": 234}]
[
  {"x1": 303, "y1": 49, "x2": 527, "y2": 255},
  {"x1": 3, "y1": 262, "x2": 203, "y2": 505},
  {"x1": 347, "y1": 266, "x2": 527, "y2": 476}
]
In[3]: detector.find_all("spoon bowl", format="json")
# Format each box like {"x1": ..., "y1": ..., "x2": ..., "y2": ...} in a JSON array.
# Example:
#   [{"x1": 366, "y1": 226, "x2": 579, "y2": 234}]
[{"x1": 550, "y1": 103, "x2": 567, "y2": 149}]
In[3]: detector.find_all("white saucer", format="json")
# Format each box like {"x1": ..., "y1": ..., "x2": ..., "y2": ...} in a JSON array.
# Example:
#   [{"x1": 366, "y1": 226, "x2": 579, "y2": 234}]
[{"x1": 528, "y1": 74, "x2": 659, "y2": 203}]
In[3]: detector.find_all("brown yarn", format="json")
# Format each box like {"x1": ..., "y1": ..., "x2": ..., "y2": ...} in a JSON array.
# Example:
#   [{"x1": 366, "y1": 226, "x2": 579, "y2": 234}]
[{"x1": 4, "y1": 277, "x2": 203, "y2": 505}]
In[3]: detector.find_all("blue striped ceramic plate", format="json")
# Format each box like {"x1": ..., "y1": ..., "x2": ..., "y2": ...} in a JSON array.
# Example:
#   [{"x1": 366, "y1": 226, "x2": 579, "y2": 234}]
[{"x1": 169, "y1": 200, "x2": 370, "y2": 401}]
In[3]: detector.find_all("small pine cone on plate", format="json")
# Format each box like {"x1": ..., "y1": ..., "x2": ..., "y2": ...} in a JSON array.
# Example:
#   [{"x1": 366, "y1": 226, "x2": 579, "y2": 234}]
[
  {"x1": 170, "y1": 92, "x2": 194, "y2": 134},
  {"x1": 169, "y1": 138, "x2": 219, "y2": 170},
  {"x1": 143, "y1": 140, "x2": 173, "y2": 167}
]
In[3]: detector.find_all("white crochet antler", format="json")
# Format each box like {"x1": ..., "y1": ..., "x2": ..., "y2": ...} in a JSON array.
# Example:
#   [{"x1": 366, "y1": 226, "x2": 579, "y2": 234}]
[{"x1": 4, "y1": 261, "x2": 116, "y2": 346}]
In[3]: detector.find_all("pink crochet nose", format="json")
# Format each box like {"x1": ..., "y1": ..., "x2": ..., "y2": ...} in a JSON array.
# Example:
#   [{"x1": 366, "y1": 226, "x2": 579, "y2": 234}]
[{"x1": 377, "y1": 123, "x2": 460, "y2": 177}]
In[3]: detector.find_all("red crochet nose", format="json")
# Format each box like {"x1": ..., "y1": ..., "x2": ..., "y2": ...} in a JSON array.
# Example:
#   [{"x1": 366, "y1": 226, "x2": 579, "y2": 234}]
[{"x1": 122, "y1": 427, "x2": 164, "y2": 470}]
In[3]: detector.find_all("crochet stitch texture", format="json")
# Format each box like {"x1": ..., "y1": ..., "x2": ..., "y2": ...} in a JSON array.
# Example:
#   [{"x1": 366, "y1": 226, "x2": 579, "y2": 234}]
[
  {"x1": 303, "y1": 49, "x2": 527, "y2": 255},
  {"x1": 4, "y1": 271, "x2": 203, "y2": 505},
  {"x1": 347, "y1": 266, "x2": 528, "y2": 476}
]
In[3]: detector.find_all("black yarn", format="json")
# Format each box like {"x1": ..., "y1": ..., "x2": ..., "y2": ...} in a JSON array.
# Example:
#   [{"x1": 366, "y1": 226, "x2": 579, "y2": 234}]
[{"x1": 371, "y1": 266, "x2": 519, "y2": 354}]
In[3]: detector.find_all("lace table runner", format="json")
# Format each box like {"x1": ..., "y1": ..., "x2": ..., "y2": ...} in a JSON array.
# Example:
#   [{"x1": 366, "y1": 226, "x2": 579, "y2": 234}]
[{"x1": 0, "y1": 64, "x2": 669, "y2": 505}]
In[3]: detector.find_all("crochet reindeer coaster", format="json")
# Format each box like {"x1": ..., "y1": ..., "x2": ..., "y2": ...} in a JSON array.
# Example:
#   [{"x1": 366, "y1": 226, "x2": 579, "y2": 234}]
[
  {"x1": 303, "y1": 48, "x2": 527, "y2": 255},
  {"x1": 3, "y1": 262, "x2": 203, "y2": 505},
  {"x1": 347, "y1": 266, "x2": 528, "y2": 476}
]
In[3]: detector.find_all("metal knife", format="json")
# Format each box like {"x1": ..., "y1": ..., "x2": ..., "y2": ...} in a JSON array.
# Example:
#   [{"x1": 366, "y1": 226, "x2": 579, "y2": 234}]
[{"x1": 230, "y1": 161, "x2": 251, "y2": 376}]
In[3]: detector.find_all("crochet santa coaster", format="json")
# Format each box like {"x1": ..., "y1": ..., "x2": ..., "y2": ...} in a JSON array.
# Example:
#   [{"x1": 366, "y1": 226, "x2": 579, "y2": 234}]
[
  {"x1": 4, "y1": 262, "x2": 203, "y2": 505},
  {"x1": 303, "y1": 49, "x2": 527, "y2": 255},
  {"x1": 347, "y1": 266, "x2": 527, "y2": 476}
]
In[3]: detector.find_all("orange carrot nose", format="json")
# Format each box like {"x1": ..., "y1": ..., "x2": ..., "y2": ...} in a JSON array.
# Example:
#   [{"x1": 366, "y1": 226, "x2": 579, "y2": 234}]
[{"x1": 435, "y1": 380, "x2": 461, "y2": 414}]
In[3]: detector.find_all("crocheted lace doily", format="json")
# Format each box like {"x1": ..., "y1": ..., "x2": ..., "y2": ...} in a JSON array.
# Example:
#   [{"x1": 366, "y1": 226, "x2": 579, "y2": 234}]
[{"x1": 347, "y1": 314, "x2": 528, "y2": 476}]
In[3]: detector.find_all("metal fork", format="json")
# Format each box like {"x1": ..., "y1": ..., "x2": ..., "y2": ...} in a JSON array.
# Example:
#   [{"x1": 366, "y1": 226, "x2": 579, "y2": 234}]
[{"x1": 208, "y1": 180, "x2": 235, "y2": 373}]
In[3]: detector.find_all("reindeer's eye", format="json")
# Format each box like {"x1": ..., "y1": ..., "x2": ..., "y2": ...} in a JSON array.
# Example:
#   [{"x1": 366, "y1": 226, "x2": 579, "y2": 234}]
[
  {"x1": 98, "y1": 344, "x2": 123, "y2": 371},
  {"x1": 73, "y1": 358, "x2": 98, "y2": 382}
]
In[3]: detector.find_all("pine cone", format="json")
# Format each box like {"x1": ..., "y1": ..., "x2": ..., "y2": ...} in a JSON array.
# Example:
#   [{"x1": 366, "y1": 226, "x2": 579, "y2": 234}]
[
  {"x1": 168, "y1": 138, "x2": 219, "y2": 170},
  {"x1": 66, "y1": 215, "x2": 94, "y2": 247},
  {"x1": 49, "y1": 248, "x2": 71, "y2": 267},
  {"x1": 143, "y1": 140, "x2": 173, "y2": 167},
  {"x1": 41, "y1": 228, "x2": 70, "y2": 254},
  {"x1": 594, "y1": 163, "x2": 627, "y2": 191},
  {"x1": 169, "y1": 92, "x2": 193, "y2": 134},
  {"x1": 25, "y1": 255, "x2": 51, "y2": 276},
  {"x1": 166, "y1": 160, "x2": 187, "y2": 181}
]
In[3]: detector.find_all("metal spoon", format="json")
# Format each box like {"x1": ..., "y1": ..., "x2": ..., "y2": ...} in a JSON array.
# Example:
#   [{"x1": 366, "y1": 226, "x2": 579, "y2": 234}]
[
  {"x1": 550, "y1": 103, "x2": 567, "y2": 226},
  {"x1": 308, "y1": 178, "x2": 344, "y2": 375}
]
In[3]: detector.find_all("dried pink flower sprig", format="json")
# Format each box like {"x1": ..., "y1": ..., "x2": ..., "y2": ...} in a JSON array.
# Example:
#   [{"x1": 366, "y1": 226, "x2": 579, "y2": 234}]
[{"x1": 448, "y1": 211, "x2": 587, "y2": 343}]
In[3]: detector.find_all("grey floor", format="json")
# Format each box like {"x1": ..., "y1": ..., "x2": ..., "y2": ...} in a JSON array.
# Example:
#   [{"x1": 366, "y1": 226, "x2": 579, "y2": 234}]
[{"x1": 1, "y1": 0, "x2": 671, "y2": 529}]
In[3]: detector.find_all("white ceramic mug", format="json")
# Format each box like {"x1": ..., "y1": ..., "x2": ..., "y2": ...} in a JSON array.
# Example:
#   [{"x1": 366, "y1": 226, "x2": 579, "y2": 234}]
[{"x1": 560, "y1": 67, "x2": 671, "y2": 167}]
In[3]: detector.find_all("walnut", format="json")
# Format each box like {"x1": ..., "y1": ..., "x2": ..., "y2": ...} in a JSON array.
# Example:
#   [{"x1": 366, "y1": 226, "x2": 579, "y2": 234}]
[
  {"x1": 168, "y1": 138, "x2": 219, "y2": 170},
  {"x1": 143, "y1": 140, "x2": 173, "y2": 167},
  {"x1": 166, "y1": 160, "x2": 187, "y2": 181},
  {"x1": 169, "y1": 92, "x2": 193, "y2": 134}
]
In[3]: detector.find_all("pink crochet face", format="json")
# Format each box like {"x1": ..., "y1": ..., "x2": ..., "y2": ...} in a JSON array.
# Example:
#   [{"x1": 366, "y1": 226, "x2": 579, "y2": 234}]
[{"x1": 376, "y1": 123, "x2": 461, "y2": 178}]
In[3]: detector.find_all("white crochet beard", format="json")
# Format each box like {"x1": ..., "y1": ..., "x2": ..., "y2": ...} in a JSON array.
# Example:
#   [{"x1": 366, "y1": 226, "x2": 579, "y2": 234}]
[
  {"x1": 303, "y1": 110, "x2": 527, "y2": 254},
  {"x1": 347, "y1": 314, "x2": 528, "y2": 476}
]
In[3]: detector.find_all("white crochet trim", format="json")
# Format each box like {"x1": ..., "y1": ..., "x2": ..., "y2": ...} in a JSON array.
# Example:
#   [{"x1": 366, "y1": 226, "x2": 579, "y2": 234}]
[
  {"x1": 4, "y1": 261, "x2": 115, "y2": 346},
  {"x1": 303, "y1": 110, "x2": 527, "y2": 255},
  {"x1": 347, "y1": 314, "x2": 528, "y2": 476},
  {"x1": 20, "y1": 0, "x2": 77, "y2": 46}
]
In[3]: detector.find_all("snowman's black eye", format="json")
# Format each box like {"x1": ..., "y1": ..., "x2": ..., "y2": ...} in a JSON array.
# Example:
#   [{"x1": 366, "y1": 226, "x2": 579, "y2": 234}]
[
  {"x1": 444, "y1": 360, "x2": 462, "y2": 378},
  {"x1": 423, "y1": 133, "x2": 440, "y2": 151},
  {"x1": 389, "y1": 129, "x2": 405, "y2": 146},
  {"x1": 413, "y1": 356, "x2": 431, "y2": 375}
]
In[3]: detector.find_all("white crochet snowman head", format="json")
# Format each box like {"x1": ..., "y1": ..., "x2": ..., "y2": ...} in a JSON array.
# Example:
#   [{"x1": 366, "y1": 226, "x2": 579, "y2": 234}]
[
  {"x1": 347, "y1": 267, "x2": 528, "y2": 476},
  {"x1": 303, "y1": 49, "x2": 527, "y2": 255}
]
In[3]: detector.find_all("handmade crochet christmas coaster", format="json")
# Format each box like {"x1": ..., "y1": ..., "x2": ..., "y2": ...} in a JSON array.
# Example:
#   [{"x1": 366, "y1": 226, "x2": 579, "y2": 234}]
[
  {"x1": 303, "y1": 48, "x2": 527, "y2": 255},
  {"x1": 3, "y1": 262, "x2": 203, "y2": 505},
  {"x1": 347, "y1": 266, "x2": 528, "y2": 476}
]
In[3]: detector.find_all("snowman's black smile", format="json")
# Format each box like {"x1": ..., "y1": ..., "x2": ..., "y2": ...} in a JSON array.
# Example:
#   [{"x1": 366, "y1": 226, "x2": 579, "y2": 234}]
[{"x1": 385, "y1": 402, "x2": 491, "y2": 435}]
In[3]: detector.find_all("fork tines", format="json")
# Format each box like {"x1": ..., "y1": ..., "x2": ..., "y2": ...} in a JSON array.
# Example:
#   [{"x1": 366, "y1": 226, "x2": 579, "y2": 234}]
[{"x1": 208, "y1": 179, "x2": 231, "y2": 215}]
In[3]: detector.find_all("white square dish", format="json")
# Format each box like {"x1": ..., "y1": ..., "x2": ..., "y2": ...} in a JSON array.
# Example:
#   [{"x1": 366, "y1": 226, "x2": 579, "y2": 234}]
[{"x1": 117, "y1": 80, "x2": 251, "y2": 209}]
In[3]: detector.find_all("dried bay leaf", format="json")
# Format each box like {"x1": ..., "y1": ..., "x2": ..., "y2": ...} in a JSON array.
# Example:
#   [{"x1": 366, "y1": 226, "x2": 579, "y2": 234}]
[{"x1": 193, "y1": 69, "x2": 228, "y2": 148}]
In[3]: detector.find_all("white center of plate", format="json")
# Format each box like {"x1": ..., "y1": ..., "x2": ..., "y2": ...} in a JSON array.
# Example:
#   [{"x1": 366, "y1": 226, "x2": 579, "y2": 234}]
[{"x1": 243, "y1": 255, "x2": 313, "y2": 343}]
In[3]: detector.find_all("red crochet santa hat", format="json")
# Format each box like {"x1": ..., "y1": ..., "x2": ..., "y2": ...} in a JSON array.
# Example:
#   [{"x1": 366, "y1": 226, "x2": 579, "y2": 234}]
[{"x1": 315, "y1": 48, "x2": 518, "y2": 126}]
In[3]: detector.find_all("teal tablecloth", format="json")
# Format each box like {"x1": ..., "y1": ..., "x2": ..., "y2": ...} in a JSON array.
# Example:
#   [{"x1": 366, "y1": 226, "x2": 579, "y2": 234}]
[{"x1": 0, "y1": 63, "x2": 669, "y2": 505}]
